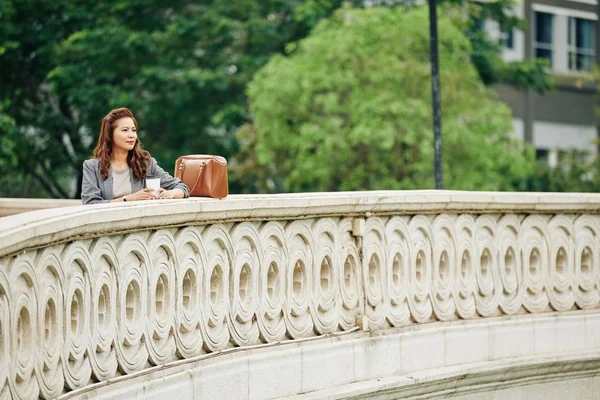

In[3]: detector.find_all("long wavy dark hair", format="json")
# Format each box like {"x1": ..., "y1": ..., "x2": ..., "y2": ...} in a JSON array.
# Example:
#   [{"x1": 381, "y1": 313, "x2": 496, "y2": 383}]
[{"x1": 92, "y1": 107, "x2": 151, "y2": 181}]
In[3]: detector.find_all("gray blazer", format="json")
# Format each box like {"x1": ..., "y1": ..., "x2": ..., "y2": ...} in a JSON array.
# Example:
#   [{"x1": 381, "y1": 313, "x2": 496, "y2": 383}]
[{"x1": 81, "y1": 157, "x2": 189, "y2": 205}]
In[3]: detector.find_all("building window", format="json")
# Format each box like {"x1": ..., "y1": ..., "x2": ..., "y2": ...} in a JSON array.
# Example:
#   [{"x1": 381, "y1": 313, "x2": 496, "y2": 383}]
[
  {"x1": 536, "y1": 148, "x2": 549, "y2": 164},
  {"x1": 568, "y1": 17, "x2": 596, "y2": 72},
  {"x1": 473, "y1": 17, "x2": 485, "y2": 31},
  {"x1": 534, "y1": 12, "x2": 553, "y2": 65},
  {"x1": 500, "y1": 28, "x2": 515, "y2": 49}
]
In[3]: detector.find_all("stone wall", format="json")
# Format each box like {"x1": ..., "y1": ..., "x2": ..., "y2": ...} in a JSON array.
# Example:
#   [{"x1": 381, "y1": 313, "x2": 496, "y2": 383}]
[
  {"x1": 0, "y1": 198, "x2": 80, "y2": 217},
  {"x1": 1, "y1": 191, "x2": 600, "y2": 399}
]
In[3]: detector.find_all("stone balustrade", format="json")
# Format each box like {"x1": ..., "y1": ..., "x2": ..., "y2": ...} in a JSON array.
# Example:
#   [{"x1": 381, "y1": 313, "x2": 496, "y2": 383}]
[
  {"x1": 0, "y1": 198, "x2": 80, "y2": 217},
  {"x1": 1, "y1": 191, "x2": 600, "y2": 399}
]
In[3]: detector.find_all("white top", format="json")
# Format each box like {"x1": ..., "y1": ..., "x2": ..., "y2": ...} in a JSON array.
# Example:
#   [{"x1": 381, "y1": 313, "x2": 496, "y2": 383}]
[{"x1": 112, "y1": 167, "x2": 132, "y2": 199}]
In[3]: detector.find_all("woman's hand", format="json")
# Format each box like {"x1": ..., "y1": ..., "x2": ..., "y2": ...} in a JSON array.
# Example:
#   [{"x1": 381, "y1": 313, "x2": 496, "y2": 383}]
[
  {"x1": 156, "y1": 188, "x2": 184, "y2": 199},
  {"x1": 128, "y1": 188, "x2": 159, "y2": 201}
]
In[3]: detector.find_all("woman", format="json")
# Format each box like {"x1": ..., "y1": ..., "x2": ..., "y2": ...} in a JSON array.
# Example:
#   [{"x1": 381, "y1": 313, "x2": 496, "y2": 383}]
[{"x1": 81, "y1": 107, "x2": 189, "y2": 205}]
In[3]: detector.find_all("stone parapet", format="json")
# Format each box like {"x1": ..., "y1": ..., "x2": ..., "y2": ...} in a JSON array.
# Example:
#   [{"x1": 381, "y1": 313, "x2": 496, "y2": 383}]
[
  {"x1": 0, "y1": 198, "x2": 80, "y2": 218},
  {"x1": 1, "y1": 191, "x2": 600, "y2": 399}
]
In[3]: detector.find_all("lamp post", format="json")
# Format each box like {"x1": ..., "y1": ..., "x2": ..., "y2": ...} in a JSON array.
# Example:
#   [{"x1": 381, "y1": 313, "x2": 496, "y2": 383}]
[{"x1": 428, "y1": 0, "x2": 444, "y2": 189}]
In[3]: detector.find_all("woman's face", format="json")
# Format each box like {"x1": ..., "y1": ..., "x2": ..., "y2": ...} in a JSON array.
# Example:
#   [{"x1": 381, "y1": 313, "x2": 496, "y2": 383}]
[{"x1": 112, "y1": 117, "x2": 137, "y2": 153}]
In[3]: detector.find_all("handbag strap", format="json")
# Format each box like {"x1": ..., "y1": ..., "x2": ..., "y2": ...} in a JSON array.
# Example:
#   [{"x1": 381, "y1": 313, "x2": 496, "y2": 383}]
[{"x1": 179, "y1": 159, "x2": 206, "y2": 194}]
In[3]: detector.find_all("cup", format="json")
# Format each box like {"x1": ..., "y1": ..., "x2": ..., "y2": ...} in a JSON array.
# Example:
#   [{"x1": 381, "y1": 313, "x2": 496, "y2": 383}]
[{"x1": 146, "y1": 177, "x2": 161, "y2": 197}]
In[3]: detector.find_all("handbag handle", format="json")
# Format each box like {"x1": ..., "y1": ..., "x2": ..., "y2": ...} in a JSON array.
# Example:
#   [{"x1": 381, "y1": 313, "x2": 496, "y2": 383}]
[{"x1": 179, "y1": 159, "x2": 206, "y2": 194}]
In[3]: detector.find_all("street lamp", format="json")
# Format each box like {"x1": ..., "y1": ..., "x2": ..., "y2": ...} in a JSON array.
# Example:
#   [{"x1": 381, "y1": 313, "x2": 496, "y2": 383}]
[{"x1": 428, "y1": 0, "x2": 444, "y2": 189}]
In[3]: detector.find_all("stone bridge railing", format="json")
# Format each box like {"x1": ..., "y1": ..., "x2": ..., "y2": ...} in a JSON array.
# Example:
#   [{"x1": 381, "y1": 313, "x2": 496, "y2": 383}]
[{"x1": 1, "y1": 191, "x2": 600, "y2": 399}]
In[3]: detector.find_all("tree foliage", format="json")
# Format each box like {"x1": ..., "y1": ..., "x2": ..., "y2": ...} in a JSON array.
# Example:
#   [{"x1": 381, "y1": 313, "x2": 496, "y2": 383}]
[
  {"x1": 0, "y1": 0, "x2": 356, "y2": 198},
  {"x1": 0, "y1": 0, "x2": 551, "y2": 197},
  {"x1": 513, "y1": 150, "x2": 600, "y2": 192},
  {"x1": 235, "y1": 6, "x2": 536, "y2": 193}
]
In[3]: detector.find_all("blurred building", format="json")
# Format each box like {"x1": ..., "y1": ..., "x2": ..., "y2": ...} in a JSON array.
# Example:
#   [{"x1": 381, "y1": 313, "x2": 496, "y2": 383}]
[{"x1": 486, "y1": 0, "x2": 599, "y2": 166}]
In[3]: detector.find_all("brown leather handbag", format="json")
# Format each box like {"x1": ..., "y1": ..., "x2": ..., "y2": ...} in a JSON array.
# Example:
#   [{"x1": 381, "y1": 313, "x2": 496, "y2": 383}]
[{"x1": 174, "y1": 155, "x2": 228, "y2": 199}]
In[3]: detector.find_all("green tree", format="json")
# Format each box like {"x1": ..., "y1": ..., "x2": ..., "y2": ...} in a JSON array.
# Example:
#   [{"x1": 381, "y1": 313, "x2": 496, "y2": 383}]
[
  {"x1": 513, "y1": 149, "x2": 600, "y2": 192},
  {"x1": 236, "y1": 6, "x2": 535, "y2": 193},
  {"x1": 0, "y1": 0, "x2": 549, "y2": 198},
  {"x1": 0, "y1": 0, "x2": 355, "y2": 198}
]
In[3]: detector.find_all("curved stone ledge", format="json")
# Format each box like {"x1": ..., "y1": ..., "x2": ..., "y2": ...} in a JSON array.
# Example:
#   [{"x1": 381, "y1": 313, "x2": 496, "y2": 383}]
[
  {"x1": 0, "y1": 198, "x2": 80, "y2": 218},
  {"x1": 3, "y1": 190, "x2": 600, "y2": 259},
  {"x1": 60, "y1": 311, "x2": 600, "y2": 399},
  {"x1": 1, "y1": 191, "x2": 600, "y2": 399},
  {"x1": 297, "y1": 355, "x2": 600, "y2": 400}
]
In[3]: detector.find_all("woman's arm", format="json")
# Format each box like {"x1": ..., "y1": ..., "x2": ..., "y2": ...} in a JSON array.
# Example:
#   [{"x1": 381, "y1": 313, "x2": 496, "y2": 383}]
[
  {"x1": 81, "y1": 160, "x2": 111, "y2": 205},
  {"x1": 150, "y1": 158, "x2": 190, "y2": 198},
  {"x1": 111, "y1": 189, "x2": 159, "y2": 202},
  {"x1": 157, "y1": 188, "x2": 185, "y2": 199}
]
